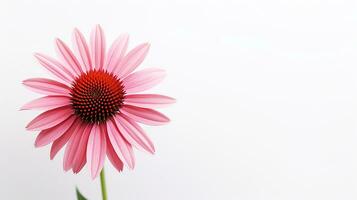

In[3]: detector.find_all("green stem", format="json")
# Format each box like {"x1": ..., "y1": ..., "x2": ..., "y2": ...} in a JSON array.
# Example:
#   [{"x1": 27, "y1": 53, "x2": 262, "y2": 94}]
[{"x1": 100, "y1": 168, "x2": 108, "y2": 200}]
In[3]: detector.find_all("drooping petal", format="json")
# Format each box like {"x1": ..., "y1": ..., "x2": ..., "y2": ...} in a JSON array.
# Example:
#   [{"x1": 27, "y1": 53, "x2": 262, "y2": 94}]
[
  {"x1": 55, "y1": 38, "x2": 83, "y2": 76},
  {"x1": 63, "y1": 122, "x2": 87, "y2": 171},
  {"x1": 23, "y1": 78, "x2": 71, "y2": 96},
  {"x1": 114, "y1": 114, "x2": 155, "y2": 153},
  {"x1": 106, "y1": 34, "x2": 129, "y2": 72},
  {"x1": 124, "y1": 94, "x2": 176, "y2": 108},
  {"x1": 107, "y1": 119, "x2": 135, "y2": 169},
  {"x1": 73, "y1": 155, "x2": 86, "y2": 174},
  {"x1": 72, "y1": 124, "x2": 93, "y2": 173},
  {"x1": 35, "y1": 115, "x2": 76, "y2": 147},
  {"x1": 21, "y1": 95, "x2": 71, "y2": 110},
  {"x1": 90, "y1": 25, "x2": 106, "y2": 70},
  {"x1": 87, "y1": 124, "x2": 107, "y2": 178},
  {"x1": 72, "y1": 28, "x2": 92, "y2": 71},
  {"x1": 50, "y1": 118, "x2": 81, "y2": 159},
  {"x1": 122, "y1": 68, "x2": 166, "y2": 93},
  {"x1": 34, "y1": 53, "x2": 75, "y2": 83},
  {"x1": 26, "y1": 106, "x2": 73, "y2": 131},
  {"x1": 105, "y1": 133, "x2": 124, "y2": 172},
  {"x1": 115, "y1": 43, "x2": 150, "y2": 78},
  {"x1": 121, "y1": 105, "x2": 170, "y2": 126}
]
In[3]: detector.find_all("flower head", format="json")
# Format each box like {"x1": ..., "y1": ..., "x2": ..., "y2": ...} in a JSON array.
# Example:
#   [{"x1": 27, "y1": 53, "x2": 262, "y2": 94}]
[{"x1": 22, "y1": 25, "x2": 175, "y2": 178}]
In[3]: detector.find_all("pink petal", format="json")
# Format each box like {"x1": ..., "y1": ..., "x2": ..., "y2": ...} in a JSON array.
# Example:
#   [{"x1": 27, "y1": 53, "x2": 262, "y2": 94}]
[
  {"x1": 23, "y1": 78, "x2": 71, "y2": 96},
  {"x1": 26, "y1": 106, "x2": 74, "y2": 131},
  {"x1": 123, "y1": 68, "x2": 166, "y2": 93},
  {"x1": 115, "y1": 114, "x2": 155, "y2": 154},
  {"x1": 105, "y1": 133, "x2": 124, "y2": 172},
  {"x1": 21, "y1": 95, "x2": 71, "y2": 110},
  {"x1": 50, "y1": 118, "x2": 81, "y2": 159},
  {"x1": 121, "y1": 105, "x2": 170, "y2": 126},
  {"x1": 72, "y1": 124, "x2": 92, "y2": 173},
  {"x1": 72, "y1": 28, "x2": 92, "y2": 72},
  {"x1": 35, "y1": 115, "x2": 76, "y2": 147},
  {"x1": 115, "y1": 43, "x2": 150, "y2": 78},
  {"x1": 106, "y1": 34, "x2": 129, "y2": 72},
  {"x1": 63, "y1": 122, "x2": 87, "y2": 171},
  {"x1": 87, "y1": 124, "x2": 107, "y2": 178},
  {"x1": 90, "y1": 25, "x2": 106, "y2": 70},
  {"x1": 34, "y1": 53, "x2": 75, "y2": 83},
  {"x1": 73, "y1": 156, "x2": 86, "y2": 174},
  {"x1": 55, "y1": 38, "x2": 83, "y2": 76},
  {"x1": 124, "y1": 94, "x2": 176, "y2": 108},
  {"x1": 107, "y1": 118, "x2": 135, "y2": 169}
]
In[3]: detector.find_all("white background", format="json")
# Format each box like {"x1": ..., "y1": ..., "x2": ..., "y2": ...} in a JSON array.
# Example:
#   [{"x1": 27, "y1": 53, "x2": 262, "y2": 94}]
[{"x1": 1, "y1": 0, "x2": 357, "y2": 199}]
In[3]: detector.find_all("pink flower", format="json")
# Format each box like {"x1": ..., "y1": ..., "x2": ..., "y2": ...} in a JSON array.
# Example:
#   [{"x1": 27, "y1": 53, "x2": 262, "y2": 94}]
[{"x1": 22, "y1": 25, "x2": 175, "y2": 178}]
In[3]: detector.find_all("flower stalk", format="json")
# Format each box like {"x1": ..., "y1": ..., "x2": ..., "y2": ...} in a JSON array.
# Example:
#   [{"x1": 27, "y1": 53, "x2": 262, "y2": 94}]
[{"x1": 100, "y1": 168, "x2": 108, "y2": 200}]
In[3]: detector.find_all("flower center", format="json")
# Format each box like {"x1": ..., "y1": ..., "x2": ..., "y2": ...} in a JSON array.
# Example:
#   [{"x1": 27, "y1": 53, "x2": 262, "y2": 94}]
[{"x1": 70, "y1": 70, "x2": 125, "y2": 123}]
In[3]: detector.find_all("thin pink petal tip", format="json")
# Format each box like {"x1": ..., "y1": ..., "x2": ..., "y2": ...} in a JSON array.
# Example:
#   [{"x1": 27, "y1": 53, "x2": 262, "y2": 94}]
[
  {"x1": 33, "y1": 52, "x2": 40, "y2": 58},
  {"x1": 170, "y1": 97, "x2": 177, "y2": 103},
  {"x1": 73, "y1": 27, "x2": 80, "y2": 32},
  {"x1": 54, "y1": 38, "x2": 61, "y2": 44}
]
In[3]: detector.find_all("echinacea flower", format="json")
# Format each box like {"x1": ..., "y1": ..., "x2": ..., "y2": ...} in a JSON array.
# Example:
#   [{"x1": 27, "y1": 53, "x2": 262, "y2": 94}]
[{"x1": 22, "y1": 25, "x2": 175, "y2": 179}]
